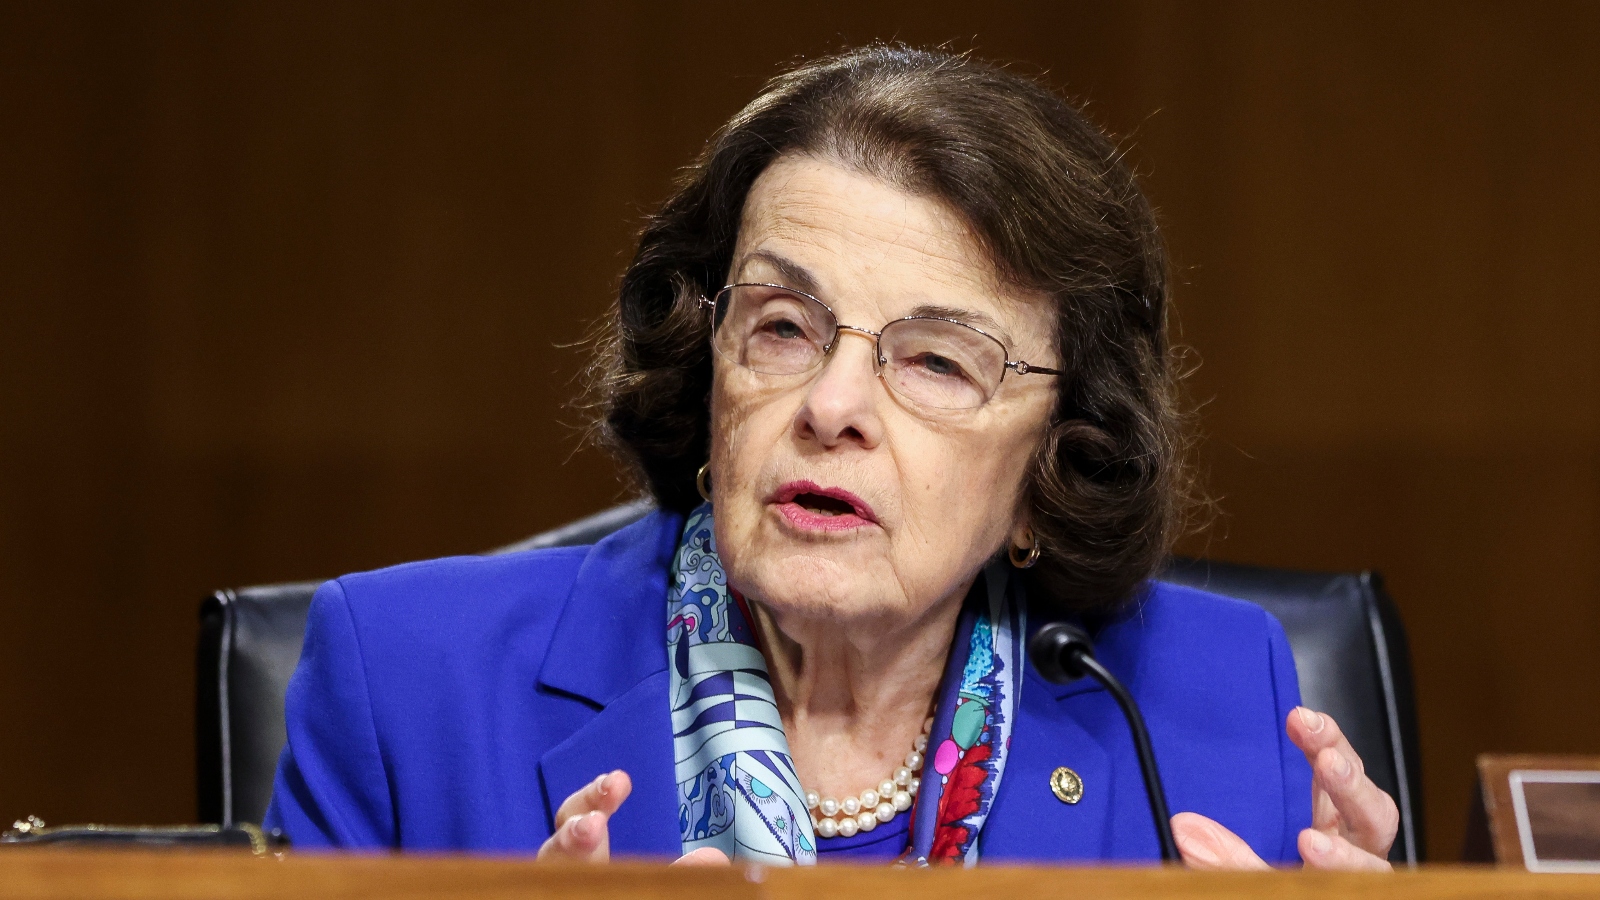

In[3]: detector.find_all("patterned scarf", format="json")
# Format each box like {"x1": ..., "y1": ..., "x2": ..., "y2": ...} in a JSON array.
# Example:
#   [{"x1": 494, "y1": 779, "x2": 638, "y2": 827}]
[{"x1": 668, "y1": 503, "x2": 1025, "y2": 866}]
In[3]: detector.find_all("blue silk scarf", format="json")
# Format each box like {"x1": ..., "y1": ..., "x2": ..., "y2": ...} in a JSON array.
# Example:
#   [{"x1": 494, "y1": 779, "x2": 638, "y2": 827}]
[{"x1": 667, "y1": 503, "x2": 1025, "y2": 865}]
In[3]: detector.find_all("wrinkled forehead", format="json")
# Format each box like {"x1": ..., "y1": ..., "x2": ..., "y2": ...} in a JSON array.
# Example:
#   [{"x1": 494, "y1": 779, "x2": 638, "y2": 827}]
[{"x1": 729, "y1": 154, "x2": 1058, "y2": 359}]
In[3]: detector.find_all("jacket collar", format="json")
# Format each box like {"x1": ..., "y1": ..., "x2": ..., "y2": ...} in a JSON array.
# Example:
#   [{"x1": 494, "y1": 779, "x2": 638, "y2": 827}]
[
  {"x1": 536, "y1": 508, "x2": 685, "y2": 706},
  {"x1": 1030, "y1": 587, "x2": 1156, "y2": 701}
]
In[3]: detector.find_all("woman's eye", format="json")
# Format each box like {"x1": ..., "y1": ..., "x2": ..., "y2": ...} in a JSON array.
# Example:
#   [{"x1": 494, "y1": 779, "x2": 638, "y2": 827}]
[
  {"x1": 768, "y1": 318, "x2": 805, "y2": 339},
  {"x1": 909, "y1": 353, "x2": 969, "y2": 381}
]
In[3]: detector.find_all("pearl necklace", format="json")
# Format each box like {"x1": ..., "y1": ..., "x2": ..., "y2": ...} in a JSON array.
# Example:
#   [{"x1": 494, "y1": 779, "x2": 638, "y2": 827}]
[{"x1": 804, "y1": 716, "x2": 932, "y2": 839}]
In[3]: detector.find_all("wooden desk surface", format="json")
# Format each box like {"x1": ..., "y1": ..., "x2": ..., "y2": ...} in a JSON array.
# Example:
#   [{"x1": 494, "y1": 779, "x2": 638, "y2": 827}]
[{"x1": 0, "y1": 851, "x2": 1593, "y2": 900}]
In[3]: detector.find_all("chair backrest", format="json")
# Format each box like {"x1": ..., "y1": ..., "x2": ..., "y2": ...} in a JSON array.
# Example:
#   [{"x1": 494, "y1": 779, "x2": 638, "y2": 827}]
[{"x1": 196, "y1": 500, "x2": 1421, "y2": 863}]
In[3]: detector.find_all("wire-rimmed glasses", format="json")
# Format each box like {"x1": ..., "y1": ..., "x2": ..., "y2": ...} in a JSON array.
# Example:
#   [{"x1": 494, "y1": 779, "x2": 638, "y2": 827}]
[{"x1": 701, "y1": 282, "x2": 1061, "y2": 411}]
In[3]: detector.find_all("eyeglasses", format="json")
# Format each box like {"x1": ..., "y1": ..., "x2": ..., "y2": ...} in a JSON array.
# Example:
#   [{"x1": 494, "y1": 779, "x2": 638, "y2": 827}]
[{"x1": 701, "y1": 283, "x2": 1061, "y2": 411}]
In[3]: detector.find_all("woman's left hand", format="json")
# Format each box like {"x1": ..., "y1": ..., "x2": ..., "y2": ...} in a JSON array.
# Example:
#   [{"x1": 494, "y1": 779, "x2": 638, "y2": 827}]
[{"x1": 1171, "y1": 706, "x2": 1398, "y2": 871}]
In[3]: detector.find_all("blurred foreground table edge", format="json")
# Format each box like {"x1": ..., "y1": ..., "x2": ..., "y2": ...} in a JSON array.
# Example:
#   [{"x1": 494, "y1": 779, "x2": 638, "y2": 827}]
[{"x1": 0, "y1": 850, "x2": 1589, "y2": 900}]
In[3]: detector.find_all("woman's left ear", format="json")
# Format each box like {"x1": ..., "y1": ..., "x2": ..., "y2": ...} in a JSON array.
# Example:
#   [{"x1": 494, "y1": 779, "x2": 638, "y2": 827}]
[
  {"x1": 1009, "y1": 521, "x2": 1031, "y2": 550},
  {"x1": 1008, "y1": 520, "x2": 1041, "y2": 569}
]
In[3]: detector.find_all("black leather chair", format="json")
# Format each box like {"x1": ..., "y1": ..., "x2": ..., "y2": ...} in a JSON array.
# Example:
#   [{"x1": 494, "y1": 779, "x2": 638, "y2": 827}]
[{"x1": 196, "y1": 499, "x2": 1422, "y2": 863}]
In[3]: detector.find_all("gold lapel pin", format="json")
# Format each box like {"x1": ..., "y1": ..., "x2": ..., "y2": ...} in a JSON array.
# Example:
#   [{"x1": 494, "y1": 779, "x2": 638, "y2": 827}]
[{"x1": 1050, "y1": 766, "x2": 1084, "y2": 804}]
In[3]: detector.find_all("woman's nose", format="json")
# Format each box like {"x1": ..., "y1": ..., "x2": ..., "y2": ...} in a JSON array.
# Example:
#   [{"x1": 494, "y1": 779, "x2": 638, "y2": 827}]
[{"x1": 793, "y1": 330, "x2": 884, "y2": 449}]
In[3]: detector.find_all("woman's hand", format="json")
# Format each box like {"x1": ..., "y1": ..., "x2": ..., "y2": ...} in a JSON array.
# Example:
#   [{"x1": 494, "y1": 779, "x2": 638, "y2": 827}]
[
  {"x1": 536, "y1": 770, "x2": 729, "y2": 866},
  {"x1": 1172, "y1": 706, "x2": 1398, "y2": 871}
]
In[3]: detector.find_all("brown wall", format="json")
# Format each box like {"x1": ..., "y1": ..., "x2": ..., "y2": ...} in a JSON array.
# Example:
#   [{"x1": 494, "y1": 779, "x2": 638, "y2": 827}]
[{"x1": 2, "y1": 1, "x2": 1596, "y2": 861}]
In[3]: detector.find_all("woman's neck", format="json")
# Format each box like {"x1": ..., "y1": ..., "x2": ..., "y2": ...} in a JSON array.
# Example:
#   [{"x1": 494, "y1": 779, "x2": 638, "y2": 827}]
[{"x1": 748, "y1": 580, "x2": 971, "y2": 802}]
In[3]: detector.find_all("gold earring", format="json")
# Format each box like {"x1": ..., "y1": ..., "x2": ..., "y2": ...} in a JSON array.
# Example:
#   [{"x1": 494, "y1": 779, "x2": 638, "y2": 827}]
[
  {"x1": 696, "y1": 463, "x2": 712, "y2": 503},
  {"x1": 1009, "y1": 530, "x2": 1040, "y2": 569}
]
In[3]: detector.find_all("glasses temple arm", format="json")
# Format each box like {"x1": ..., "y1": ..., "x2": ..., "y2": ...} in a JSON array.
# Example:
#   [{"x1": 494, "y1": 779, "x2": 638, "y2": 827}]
[{"x1": 1008, "y1": 361, "x2": 1064, "y2": 376}]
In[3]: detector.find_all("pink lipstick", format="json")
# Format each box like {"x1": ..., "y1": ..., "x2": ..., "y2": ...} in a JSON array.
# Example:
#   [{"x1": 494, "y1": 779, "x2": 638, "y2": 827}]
[{"x1": 770, "y1": 480, "x2": 878, "y2": 532}]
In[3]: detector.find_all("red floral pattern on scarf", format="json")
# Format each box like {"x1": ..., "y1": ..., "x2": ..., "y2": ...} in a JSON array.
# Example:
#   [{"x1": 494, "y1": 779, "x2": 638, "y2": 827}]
[{"x1": 928, "y1": 741, "x2": 993, "y2": 861}]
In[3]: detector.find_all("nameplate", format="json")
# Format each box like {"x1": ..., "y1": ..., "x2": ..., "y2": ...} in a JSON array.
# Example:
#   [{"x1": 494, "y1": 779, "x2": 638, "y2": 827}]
[
  {"x1": 1509, "y1": 769, "x2": 1600, "y2": 873},
  {"x1": 1470, "y1": 754, "x2": 1600, "y2": 871}
]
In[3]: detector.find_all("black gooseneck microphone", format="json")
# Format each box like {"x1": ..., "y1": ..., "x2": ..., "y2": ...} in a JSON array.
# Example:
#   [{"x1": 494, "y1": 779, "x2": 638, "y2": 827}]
[{"x1": 1028, "y1": 622, "x2": 1181, "y2": 862}]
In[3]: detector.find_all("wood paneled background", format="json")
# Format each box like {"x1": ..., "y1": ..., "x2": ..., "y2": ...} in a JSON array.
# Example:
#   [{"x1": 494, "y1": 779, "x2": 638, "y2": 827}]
[{"x1": 2, "y1": 1, "x2": 1596, "y2": 861}]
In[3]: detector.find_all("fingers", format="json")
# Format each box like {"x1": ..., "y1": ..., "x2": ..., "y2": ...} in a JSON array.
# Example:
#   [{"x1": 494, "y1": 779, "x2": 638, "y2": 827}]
[
  {"x1": 537, "y1": 770, "x2": 633, "y2": 864},
  {"x1": 554, "y1": 770, "x2": 633, "y2": 830},
  {"x1": 1312, "y1": 744, "x2": 1399, "y2": 853},
  {"x1": 671, "y1": 848, "x2": 732, "y2": 867},
  {"x1": 1298, "y1": 828, "x2": 1393, "y2": 872},
  {"x1": 1287, "y1": 707, "x2": 1399, "y2": 856},
  {"x1": 537, "y1": 809, "x2": 611, "y2": 862},
  {"x1": 1170, "y1": 812, "x2": 1271, "y2": 871},
  {"x1": 1286, "y1": 706, "x2": 1359, "y2": 775}
]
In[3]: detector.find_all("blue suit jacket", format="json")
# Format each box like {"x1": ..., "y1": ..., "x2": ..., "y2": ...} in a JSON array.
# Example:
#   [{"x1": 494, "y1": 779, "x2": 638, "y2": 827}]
[{"x1": 264, "y1": 510, "x2": 1312, "y2": 862}]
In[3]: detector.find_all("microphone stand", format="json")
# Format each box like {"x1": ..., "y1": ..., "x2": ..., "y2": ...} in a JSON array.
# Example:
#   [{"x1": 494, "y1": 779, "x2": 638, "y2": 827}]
[{"x1": 1028, "y1": 622, "x2": 1181, "y2": 862}]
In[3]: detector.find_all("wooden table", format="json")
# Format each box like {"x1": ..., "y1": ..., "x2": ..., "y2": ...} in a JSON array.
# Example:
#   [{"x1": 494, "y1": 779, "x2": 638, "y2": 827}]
[{"x1": 0, "y1": 851, "x2": 1594, "y2": 900}]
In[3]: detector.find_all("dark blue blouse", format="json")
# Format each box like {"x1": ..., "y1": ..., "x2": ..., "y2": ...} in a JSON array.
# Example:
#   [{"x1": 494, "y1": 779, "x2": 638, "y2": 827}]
[{"x1": 816, "y1": 815, "x2": 912, "y2": 861}]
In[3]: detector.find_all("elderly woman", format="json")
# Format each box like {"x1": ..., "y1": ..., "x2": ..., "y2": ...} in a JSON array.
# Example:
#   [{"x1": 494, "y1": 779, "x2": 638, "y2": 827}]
[{"x1": 264, "y1": 46, "x2": 1397, "y2": 870}]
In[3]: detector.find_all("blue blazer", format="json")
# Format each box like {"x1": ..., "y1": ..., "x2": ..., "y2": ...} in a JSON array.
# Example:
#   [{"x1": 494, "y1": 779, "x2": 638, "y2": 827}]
[{"x1": 264, "y1": 510, "x2": 1312, "y2": 862}]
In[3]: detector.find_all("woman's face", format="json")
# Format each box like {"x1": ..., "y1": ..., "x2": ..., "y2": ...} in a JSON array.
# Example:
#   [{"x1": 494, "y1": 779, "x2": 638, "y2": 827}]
[{"x1": 709, "y1": 154, "x2": 1059, "y2": 629}]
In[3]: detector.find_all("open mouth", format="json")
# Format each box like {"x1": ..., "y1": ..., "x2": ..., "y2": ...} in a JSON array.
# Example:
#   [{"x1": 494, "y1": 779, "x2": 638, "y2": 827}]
[
  {"x1": 769, "y1": 481, "x2": 877, "y2": 530},
  {"x1": 791, "y1": 492, "x2": 856, "y2": 517}
]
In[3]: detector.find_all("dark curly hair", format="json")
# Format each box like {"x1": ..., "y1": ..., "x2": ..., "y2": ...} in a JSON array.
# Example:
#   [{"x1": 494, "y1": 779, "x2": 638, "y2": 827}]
[{"x1": 590, "y1": 45, "x2": 1192, "y2": 617}]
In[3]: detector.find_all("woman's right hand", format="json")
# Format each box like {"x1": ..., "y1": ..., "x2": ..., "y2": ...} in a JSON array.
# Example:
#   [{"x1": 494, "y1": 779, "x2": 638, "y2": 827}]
[{"x1": 536, "y1": 770, "x2": 729, "y2": 866}]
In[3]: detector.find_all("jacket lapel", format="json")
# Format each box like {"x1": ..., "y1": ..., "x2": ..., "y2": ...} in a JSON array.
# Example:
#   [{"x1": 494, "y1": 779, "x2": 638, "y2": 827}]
[
  {"x1": 979, "y1": 666, "x2": 1114, "y2": 861},
  {"x1": 535, "y1": 509, "x2": 687, "y2": 859},
  {"x1": 982, "y1": 600, "x2": 1171, "y2": 861},
  {"x1": 980, "y1": 604, "x2": 1162, "y2": 861},
  {"x1": 538, "y1": 670, "x2": 682, "y2": 858}
]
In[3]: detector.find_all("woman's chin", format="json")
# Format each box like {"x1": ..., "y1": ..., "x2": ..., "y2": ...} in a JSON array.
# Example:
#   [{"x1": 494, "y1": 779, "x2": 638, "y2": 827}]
[
  {"x1": 717, "y1": 509, "x2": 916, "y2": 621},
  {"x1": 738, "y1": 558, "x2": 897, "y2": 622}
]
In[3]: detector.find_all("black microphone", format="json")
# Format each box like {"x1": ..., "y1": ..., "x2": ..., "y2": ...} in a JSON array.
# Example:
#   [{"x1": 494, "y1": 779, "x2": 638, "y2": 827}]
[{"x1": 1028, "y1": 621, "x2": 1180, "y2": 862}]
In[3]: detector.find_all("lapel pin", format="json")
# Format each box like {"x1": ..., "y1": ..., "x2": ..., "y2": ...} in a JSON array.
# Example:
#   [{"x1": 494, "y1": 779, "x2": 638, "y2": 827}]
[{"x1": 1050, "y1": 766, "x2": 1083, "y2": 804}]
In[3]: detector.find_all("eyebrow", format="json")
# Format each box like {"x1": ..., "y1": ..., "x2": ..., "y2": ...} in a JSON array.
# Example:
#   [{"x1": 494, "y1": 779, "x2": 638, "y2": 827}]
[
  {"x1": 908, "y1": 304, "x2": 1013, "y2": 350},
  {"x1": 734, "y1": 250, "x2": 821, "y2": 295}
]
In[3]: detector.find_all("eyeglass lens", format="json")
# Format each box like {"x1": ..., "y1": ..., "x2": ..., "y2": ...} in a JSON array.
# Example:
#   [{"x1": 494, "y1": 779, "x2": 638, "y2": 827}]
[{"x1": 711, "y1": 284, "x2": 1009, "y2": 410}]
